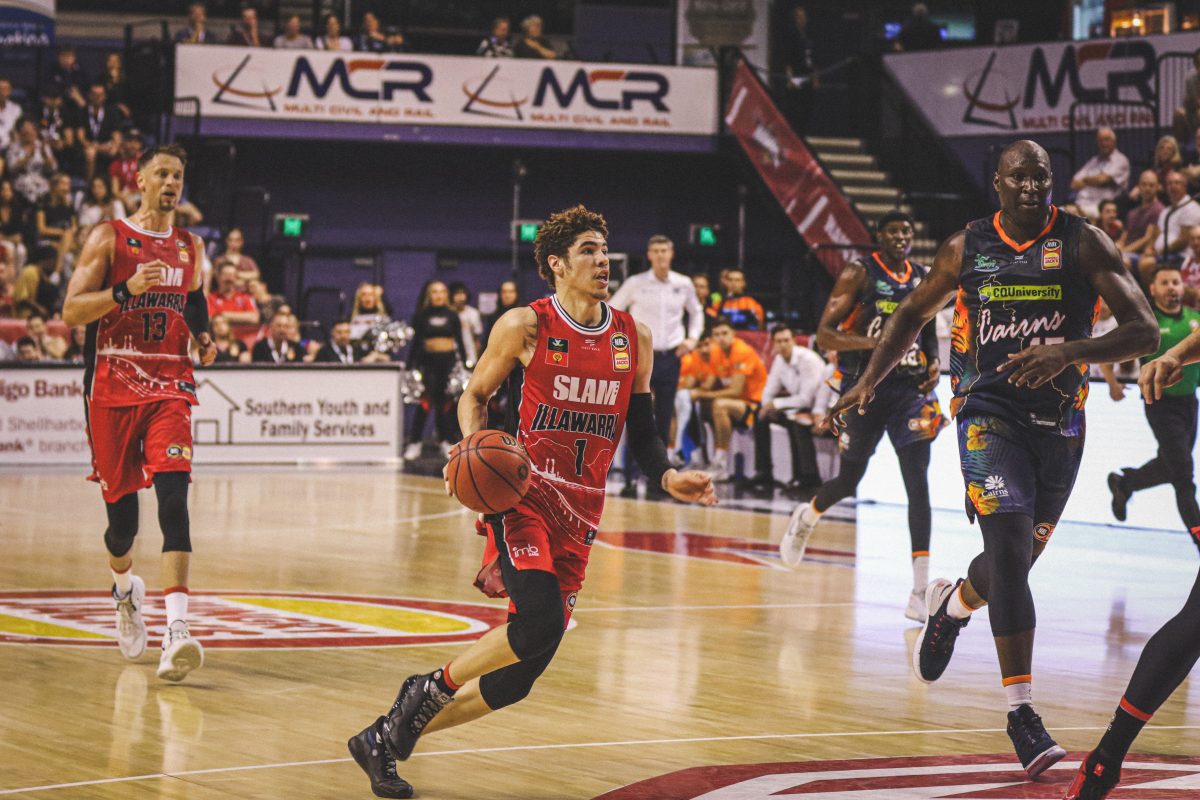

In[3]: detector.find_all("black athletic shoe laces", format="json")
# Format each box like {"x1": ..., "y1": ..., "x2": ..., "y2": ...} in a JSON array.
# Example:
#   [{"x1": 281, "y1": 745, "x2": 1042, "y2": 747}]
[
  {"x1": 409, "y1": 678, "x2": 454, "y2": 734},
  {"x1": 383, "y1": 672, "x2": 455, "y2": 761},
  {"x1": 1005, "y1": 704, "x2": 1065, "y2": 777}
]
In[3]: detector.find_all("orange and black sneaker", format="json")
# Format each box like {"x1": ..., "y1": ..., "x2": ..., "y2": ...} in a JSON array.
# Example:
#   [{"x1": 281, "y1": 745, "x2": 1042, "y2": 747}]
[{"x1": 1064, "y1": 750, "x2": 1120, "y2": 800}]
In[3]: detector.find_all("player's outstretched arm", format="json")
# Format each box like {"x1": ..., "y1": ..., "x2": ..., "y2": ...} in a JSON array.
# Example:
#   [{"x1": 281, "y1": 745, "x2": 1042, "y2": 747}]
[
  {"x1": 828, "y1": 232, "x2": 963, "y2": 425},
  {"x1": 629, "y1": 321, "x2": 717, "y2": 506},
  {"x1": 815, "y1": 261, "x2": 876, "y2": 353},
  {"x1": 457, "y1": 307, "x2": 536, "y2": 438},
  {"x1": 1000, "y1": 224, "x2": 1158, "y2": 388}
]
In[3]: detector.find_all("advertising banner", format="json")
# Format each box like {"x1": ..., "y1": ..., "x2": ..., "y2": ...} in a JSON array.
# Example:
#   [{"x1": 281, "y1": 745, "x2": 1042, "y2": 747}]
[
  {"x1": 0, "y1": 0, "x2": 53, "y2": 47},
  {"x1": 884, "y1": 32, "x2": 1200, "y2": 138},
  {"x1": 724, "y1": 59, "x2": 872, "y2": 273},
  {"x1": 0, "y1": 366, "x2": 402, "y2": 466},
  {"x1": 175, "y1": 45, "x2": 718, "y2": 136}
]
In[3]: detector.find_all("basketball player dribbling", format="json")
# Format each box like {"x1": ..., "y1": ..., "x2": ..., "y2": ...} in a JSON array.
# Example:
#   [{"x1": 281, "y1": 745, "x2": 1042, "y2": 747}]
[
  {"x1": 829, "y1": 140, "x2": 1158, "y2": 778},
  {"x1": 63, "y1": 143, "x2": 216, "y2": 682},
  {"x1": 347, "y1": 205, "x2": 717, "y2": 798},
  {"x1": 1067, "y1": 323, "x2": 1200, "y2": 798}
]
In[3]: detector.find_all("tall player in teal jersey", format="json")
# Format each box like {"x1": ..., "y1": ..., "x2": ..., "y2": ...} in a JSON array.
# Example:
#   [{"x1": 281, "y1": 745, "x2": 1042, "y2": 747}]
[{"x1": 830, "y1": 140, "x2": 1158, "y2": 779}]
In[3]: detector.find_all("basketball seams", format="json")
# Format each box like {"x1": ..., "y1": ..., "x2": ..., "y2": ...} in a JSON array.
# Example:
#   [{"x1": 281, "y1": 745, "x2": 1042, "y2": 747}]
[
  {"x1": 450, "y1": 430, "x2": 530, "y2": 515},
  {"x1": 464, "y1": 432, "x2": 499, "y2": 514},
  {"x1": 474, "y1": 446, "x2": 525, "y2": 498}
]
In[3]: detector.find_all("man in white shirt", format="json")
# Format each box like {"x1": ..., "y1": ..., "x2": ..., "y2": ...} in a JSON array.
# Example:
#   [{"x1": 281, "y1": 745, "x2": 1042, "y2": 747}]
[
  {"x1": 0, "y1": 78, "x2": 21, "y2": 148},
  {"x1": 609, "y1": 234, "x2": 705, "y2": 495},
  {"x1": 747, "y1": 325, "x2": 827, "y2": 493},
  {"x1": 1138, "y1": 169, "x2": 1200, "y2": 286},
  {"x1": 1070, "y1": 127, "x2": 1130, "y2": 218}
]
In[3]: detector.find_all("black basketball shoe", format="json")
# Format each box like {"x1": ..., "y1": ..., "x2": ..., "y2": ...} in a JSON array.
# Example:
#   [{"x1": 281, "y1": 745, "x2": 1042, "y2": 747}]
[
  {"x1": 1064, "y1": 750, "x2": 1120, "y2": 799},
  {"x1": 1108, "y1": 472, "x2": 1130, "y2": 522},
  {"x1": 911, "y1": 578, "x2": 970, "y2": 683},
  {"x1": 382, "y1": 671, "x2": 455, "y2": 761},
  {"x1": 347, "y1": 716, "x2": 415, "y2": 799},
  {"x1": 1006, "y1": 703, "x2": 1066, "y2": 778}
]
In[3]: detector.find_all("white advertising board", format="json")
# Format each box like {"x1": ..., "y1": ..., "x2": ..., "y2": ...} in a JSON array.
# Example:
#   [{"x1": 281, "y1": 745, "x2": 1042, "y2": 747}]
[
  {"x1": 0, "y1": 366, "x2": 402, "y2": 466},
  {"x1": 884, "y1": 32, "x2": 1200, "y2": 137},
  {"x1": 175, "y1": 45, "x2": 718, "y2": 136}
]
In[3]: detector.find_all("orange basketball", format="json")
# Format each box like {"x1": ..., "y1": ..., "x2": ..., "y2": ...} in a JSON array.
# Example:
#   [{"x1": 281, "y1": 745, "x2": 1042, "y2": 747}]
[{"x1": 447, "y1": 429, "x2": 531, "y2": 514}]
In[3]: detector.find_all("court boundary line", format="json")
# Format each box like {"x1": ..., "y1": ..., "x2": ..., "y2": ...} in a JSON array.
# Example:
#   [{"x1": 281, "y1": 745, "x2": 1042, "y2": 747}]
[{"x1": 5, "y1": 724, "x2": 1200, "y2": 795}]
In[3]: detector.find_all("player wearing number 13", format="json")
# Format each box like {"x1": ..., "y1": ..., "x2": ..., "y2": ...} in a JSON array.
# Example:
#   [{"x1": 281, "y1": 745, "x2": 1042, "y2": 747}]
[
  {"x1": 830, "y1": 140, "x2": 1158, "y2": 780},
  {"x1": 63, "y1": 143, "x2": 216, "y2": 683}
]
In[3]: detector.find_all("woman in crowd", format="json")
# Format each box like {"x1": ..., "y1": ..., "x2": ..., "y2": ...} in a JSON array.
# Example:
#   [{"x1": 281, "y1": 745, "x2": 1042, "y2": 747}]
[
  {"x1": 315, "y1": 13, "x2": 353, "y2": 51},
  {"x1": 63, "y1": 325, "x2": 86, "y2": 363},
  {"x1": 210, "y1": 314, "x2": 250, "y2": 363},
  {"x1": 102, "y1": 52, "x2": 131, "y2": 119},
  {"x1": 7, "y1": 117, "x2": 56, "y2": 204},
  {"x1": 350, "y1": 282, "x2": 388, "y2": 339},
  {"x1": 404, "y1": 280, "x2": 465, "y2": 461},
  {"x1": 0, "y1": 179, "x2": 29, "y2": 270},
  {"x1": 214, "y1": 228, "x2": 259, "y2": 285},
  {"x1": 482, "y1": 278, "x2": 518, "y2": 347},
  {"x1": 448, "y1": 280, "x2": 482, "y2": 366},
  {"x1": 35, "y1": 172, "x2": 76, "y2": 249},
  {"x1": 77, "y1": 175, "x2": 125, "y2": 228}
]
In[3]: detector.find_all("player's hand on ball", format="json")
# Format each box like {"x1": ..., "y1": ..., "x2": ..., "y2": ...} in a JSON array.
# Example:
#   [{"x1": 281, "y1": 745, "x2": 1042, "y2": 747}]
[
  {"x1": 196, "y1": 332, "x2": 217, "y2": 366},
  {"x1": 128, "y1": 260, "x2": 167, "y2": 295},
  {"x1": 663, "y1": 469, "x2": 718, "y2": 506},
  {"x1": 1140, "y1": 354, "x2": 1184, "y2": 403}
]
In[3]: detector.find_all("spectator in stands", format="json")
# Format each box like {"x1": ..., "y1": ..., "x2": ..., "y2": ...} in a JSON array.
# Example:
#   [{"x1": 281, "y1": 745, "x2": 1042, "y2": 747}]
[
  {"x1": 214, "y1": 228, "x2": 259, "y2": 285},
  {"x1": 77, "y1": 175, "x2": 125, "y2": 229},
  {"x1": 1138, "y1": 169, "x2": 1200, "y2": 286},
  {"x1": 36, "y1": 173, "x2": 75, "y2": 249},
  {"x1": 895, "y1": 3, "x2": 942, "y2": 51},
  {"x1": 7, "y1": 117, "x2": 57, "y2": 204},
  {"x1": 448, "y1": 281, "x2": 483, "y2": 366},
  {"x1": 102, "y1": 52, "x2": 131, "y2": 121},
  {"x1": 1147, "y1": 135, "x2": 1183, "y2": 200},
  {"x1": 315, "y1": 318, "x2": 357, "y2": 364},
  {"x1": 14, "y1": 245, "x2": 63, "y2": 319},
  {"x1": 781, "y1": 6, "x2": 815, "y2": 133},
  {"x1": 63, "y1": 325, "x2": 85, "y2": 363},
  {"x1": 0, "y1": 254, "x2": 14, "y2": 318},
  {"x1": 748, "y1": 325, "x2": 826, "y2": 494},
  {"x1": 274, "y1": 14, "x2": 313, "y2": 49},
  {"x1": 0, "y1": 179, "x2": 28, "y2": 271},
  {"x1": 692, "y1": 273, "x2": 718, "y2": 321},
  {"x1": 1097, "y1": 199, "x2": 1123, "y2": 242},
  {"x1": 515, "y1": 15, "x2": 557, "y2": 59},
  {"x1": 357, "y1": 12, "x2": 405, "y2": 53},
  {"x1": 483, "y1": 278, "x2": 518, "y2": 346},
  {"x1": 1174, "y1": 49, "x2": 1200, "y2": 145},
  {"x1": 108, "y1": 130, "x2": 140, "y2": 211},
  {"x1": 405, "y1": 279, "x2": 465, "y2": 460},
  {"x1": 710, "y1": 267, "x2": 764, "y2": 330},
  {"x1": 690, "y1": 318, "x2": 767, "y2": 480},
  {"x1": 48, "y1": 45, "x2": 87, "y2": 110},
  {"x1": 252, "y1": 312, "x2": 302, "y2": 363},
  {"x1": 207, "y1": 263, "x2": 258, "y2": 324},
  {"x1": 176, "y1": 2, "x2": 215, "y2": 44},
  {"x1": 35, "y1": 87, "x2": 82, "y2": 180},
  {"x1": 15, "y1": 336, "x2": 39, "y2": 362},
  {"x1": 477, "y1": 17, "x2": 514, "y2": 57},
  {"x1": 25, "y1": 310, "x2": 66, "y2": 358},
  {"x1": 79, "y1": 84, "x2": 122, "y2": 182},
  {"x1": 350, "y1": 281, "x2": 387, "y2": 339},
  {"x1": 1179, "y1": 226, "x2": 1200, "y2": 308},
  {"x1": 246, "y1": 278, "x2": 285, "y2": 324},
  {"x1": 1118, "y1": 170, "x2": 1163, "y2": 270},
  {"x1": 0, "y1": 78, "x2": 21, "y2": 148},
  {"x1": 228, "y1": 6, "x2": 264, "y2": 47},
  {"x1": 286, "y1": 313, "x2": 321, "y2": 362},
  {"x1": 315, "y1": 13, "x2": 353, "y2": 51},
  {"x1": 209, "y1": 314, "x2": 250, "y2": 363},
  {"x1": 1070, "y1": 127, "x2": 1130, "y2": 218},
  {"x1": 671, "y1": 334, "x2": 711, "y2": 465}
]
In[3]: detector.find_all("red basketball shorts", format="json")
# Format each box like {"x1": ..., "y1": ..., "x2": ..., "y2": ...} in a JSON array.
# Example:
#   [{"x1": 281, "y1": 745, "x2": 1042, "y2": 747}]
[{"x1": 87, "y1": 399, "x2": 193, "y2": 503}]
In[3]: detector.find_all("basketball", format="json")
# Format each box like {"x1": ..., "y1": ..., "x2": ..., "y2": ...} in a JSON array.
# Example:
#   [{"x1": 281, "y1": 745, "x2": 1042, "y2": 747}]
[{"x1": 447, "y1": 429, "x2": 531, "y2": 514}]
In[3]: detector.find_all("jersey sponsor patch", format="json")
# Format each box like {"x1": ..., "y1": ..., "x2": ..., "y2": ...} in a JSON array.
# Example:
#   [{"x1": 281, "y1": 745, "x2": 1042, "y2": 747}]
[
  {"x1": 611, "y1": 331, "x2": 631, "y2": 372},
  {"x1": 165, "y1": 443, "x2": 192, "y2": 460},
  {"x1": 1042, "y1": 238, "x2": 1062, "y2": 270},
  {"x1": 546, "y1": 336, "x2": 569, "y2": 367},
  {"x1": 126, "y1": 237, "x2": 142, "y2": 254},
  {"x1": 1034, "y1": 521, "x2": 1055, "y2": 541},
  {"x1": 974, "y1": 254, "x2": 999, "y2": 272}
]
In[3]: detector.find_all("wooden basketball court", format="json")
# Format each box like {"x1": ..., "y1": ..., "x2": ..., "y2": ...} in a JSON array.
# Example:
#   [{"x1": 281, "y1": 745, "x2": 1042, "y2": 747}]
[{"x1": 2, "y1": 466, "x2": 1200, "y2": 798}]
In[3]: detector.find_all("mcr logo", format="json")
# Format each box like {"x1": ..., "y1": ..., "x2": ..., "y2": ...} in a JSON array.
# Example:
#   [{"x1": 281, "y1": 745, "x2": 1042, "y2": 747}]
[{"x1": 590, "y1": 754, "x2": 1200, "y2": 799}]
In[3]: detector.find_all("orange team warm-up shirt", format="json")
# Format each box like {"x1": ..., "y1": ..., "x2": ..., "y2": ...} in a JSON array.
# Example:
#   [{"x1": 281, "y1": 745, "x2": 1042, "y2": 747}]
[
  {"x1": 678, "y1": 350, "x2": 712, "y2": 387},
  {"x1": 706, "y1": 338, "x2": 767, "y2": 403}
]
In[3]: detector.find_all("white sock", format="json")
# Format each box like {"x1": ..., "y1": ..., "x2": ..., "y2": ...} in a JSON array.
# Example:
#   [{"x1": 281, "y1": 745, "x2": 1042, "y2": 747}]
[
  {"x1": 1004, "y1": 679, "x2": 1033, "y2": 709},
  {"x1": 912, "y1": 556, "x2": 930, "y2": 593},
  {"x1": 164, "y1": 590, "x2": 189, "y2": 626},
  {"x1": 946, "y1": 583, "x2": 975, "y2": 619},
  {"x1": 800, "y1": 503, "x2": 822, "y2": 526},
  {"x1": 112, "y1": 566, "x2": 133, "y2": 597},
  {"x1": 712, "y1": 448, "x2": 728, "y2": 467}
]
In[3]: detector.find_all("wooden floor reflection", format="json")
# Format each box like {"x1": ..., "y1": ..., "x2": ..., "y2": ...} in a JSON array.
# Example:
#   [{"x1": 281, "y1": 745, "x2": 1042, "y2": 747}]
[{"x1": 1, "y1": 466, "x2": 1198, "y2": 799}]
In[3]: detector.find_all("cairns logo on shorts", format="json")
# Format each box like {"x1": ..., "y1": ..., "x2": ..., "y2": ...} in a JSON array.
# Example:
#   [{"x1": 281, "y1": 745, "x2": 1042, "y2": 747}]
[
  {"x1": 590, "y1": 753, "x2": 1200, "y2": 799},
  {"x1": 0, "y1": 590, "x2": 506, "y2": 649},
  {"x1": 983, "y1": 475, "x2": 1009, "y2": 497}
]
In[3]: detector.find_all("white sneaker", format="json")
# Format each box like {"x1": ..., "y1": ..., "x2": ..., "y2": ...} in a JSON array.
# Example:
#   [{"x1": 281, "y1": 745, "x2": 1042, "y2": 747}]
[
  {"x1": 439, "y1": 441, "x2": 454, "y2": 459},
  {"x1": 705, "y1": 452, "x2": 730, "y2": 481},
  {"x1": 157, "y1": 621, "x2": 204, "y2": 683},
  {"x1": 905, "y1": 589, "x2": 927, "y2": 623},
  {"x1": 686, "y1": 449, "x2": 708, "y2": 469},
  {"x1": 779, "y1": 502, "x2": 817, "y2": 568},
  {"x1": 113, "y1": 575, "x2": 147, "y2": 660},
  {"x1": 403, "y1": 442, "x2": 422, "y2": 461}
]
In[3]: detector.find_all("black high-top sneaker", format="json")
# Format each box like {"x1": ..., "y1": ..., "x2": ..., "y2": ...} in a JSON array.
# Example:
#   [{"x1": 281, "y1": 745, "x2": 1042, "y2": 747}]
[
  {"x1": 1006, "y1": 703, "x2": 1066, "y2": 778},
  {"x1": 911, "y1": 578, "x2": 970, "y2": 683},
  {"x1": 347, "y1": 716, "x2": 415, "y2": 799},
  {"x1": 382, "y1": 671, "x2": 455, "y2": 761}
]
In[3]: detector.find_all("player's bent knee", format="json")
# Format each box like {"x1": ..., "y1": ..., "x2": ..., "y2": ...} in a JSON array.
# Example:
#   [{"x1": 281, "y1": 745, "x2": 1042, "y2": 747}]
[
  {"x1": 103, "y1": 493, "x2": 139, "y2": 557},
  {"x1": 505, "y1": 573, "x2": 565, "y2": 660},
  {"x1": 479, "y1": 668, "x2": 538, "y2": 710},
  {"x1": 153, "y1": 472, "x2": 192, "y2": 553}
]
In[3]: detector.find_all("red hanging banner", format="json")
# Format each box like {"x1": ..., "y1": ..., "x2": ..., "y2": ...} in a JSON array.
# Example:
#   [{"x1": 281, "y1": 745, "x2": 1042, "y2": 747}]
[{"x1": 724, "y1": 59, "x2": 872, "y2": 275}]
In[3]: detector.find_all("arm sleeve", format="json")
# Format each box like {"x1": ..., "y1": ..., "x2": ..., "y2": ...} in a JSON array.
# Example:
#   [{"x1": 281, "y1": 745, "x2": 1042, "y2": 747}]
[
  {"x1": 184, "y1": 289, "x2": 209, "y2": 337},
  {"x1": 626, "y1": 392, "x2": 672, "y2": 488}
]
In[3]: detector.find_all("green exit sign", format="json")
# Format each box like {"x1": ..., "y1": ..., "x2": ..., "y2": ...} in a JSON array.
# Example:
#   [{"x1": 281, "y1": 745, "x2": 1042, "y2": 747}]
[
  {"x1": 275, "y1": 213, "x2": 309, "y2": 238},
  {"x1": 519, "y1": 223, "x2": 540, "y2": 243},
  {"x1": 690, "y1": 223, "x2": 719, "y2": 246}
]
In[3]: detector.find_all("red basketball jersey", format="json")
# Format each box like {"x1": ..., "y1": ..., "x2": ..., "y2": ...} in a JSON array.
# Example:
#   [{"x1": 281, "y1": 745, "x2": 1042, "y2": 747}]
[
  {"x1": 85, "y1": 219, "x2": 198, "y2": 408},
  {"x1": 517, "y1": 296, "x2": 639, "y2": 543}
]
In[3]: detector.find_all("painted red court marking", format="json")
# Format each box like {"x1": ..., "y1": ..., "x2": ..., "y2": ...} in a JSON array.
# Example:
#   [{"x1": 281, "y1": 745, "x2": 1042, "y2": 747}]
[{"x1": 597, "y1": 530, "x2": 855, "y2": 568}]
